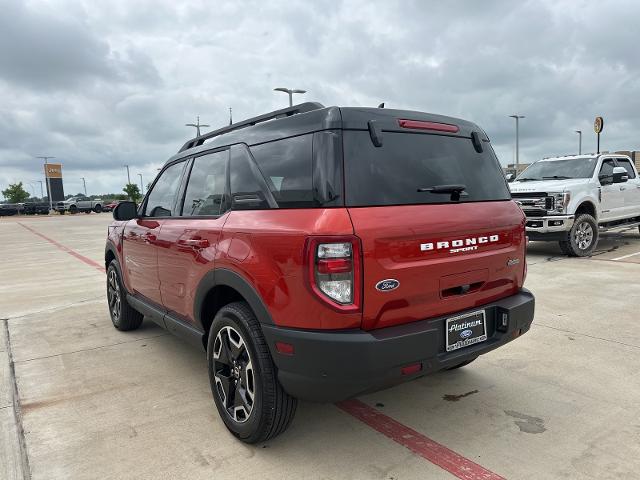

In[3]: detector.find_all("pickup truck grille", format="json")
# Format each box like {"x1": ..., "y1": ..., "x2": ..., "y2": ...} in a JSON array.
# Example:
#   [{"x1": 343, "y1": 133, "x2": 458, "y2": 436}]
[{"x1": 511, "y1": 192, "x2": 554, "y2": 214}]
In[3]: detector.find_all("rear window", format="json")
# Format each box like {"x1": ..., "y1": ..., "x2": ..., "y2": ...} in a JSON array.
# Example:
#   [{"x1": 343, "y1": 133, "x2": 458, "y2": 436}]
[{"x1": 343, "y1": 131, "x2": 510, "y2": 206}]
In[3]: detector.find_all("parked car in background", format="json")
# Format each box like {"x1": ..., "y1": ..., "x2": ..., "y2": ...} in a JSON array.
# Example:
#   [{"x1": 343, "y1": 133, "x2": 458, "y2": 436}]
[
  {"x1": 23, "y1": 202, "x2": 50, "y2": 215},
  {"x1": 510, "y1": 154, "x2": 640, "y2": 256},
  {"x1": 0, "y1": 203, "x2": 22, "y2": 216},
  {"x1": 105, "y1": 102, "x2": 535, "y2": 443},
  {"x1": 103, "y1": 200, "x2": 122, "y2": 212},
  {"x1": 56, "y1": 196, "x2": 104, "y2": 214}
]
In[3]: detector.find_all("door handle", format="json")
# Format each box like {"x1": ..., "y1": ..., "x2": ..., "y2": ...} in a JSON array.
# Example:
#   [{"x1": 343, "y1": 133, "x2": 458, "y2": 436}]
[
  {"x1": 178, "y1": 238, "x2": 209, "y2": 249},
  {"x1": 143, "y1": 233, "x2": 157, "y2": 243}
]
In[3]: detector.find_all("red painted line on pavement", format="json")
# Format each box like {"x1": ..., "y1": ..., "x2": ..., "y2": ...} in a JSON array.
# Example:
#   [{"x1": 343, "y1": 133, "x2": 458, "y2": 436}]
[
  {"x1": 18, "y1": 223, "x2": 105, "y2": 273},
  {"x1": 337, "y1": 399, "x2": 505, "y2": 480}
]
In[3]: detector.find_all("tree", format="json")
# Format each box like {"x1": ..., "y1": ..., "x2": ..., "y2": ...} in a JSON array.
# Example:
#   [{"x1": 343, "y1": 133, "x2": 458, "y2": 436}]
[
  {"x1": 2, "y1": 182, "x2": 30, "y2": 203},
  {"x1": 123, "y1": 183, "x2": 141, "y2": 202}
]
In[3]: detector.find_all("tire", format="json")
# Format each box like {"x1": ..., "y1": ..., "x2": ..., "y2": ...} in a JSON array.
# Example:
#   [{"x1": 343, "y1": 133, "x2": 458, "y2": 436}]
[
  {"x1": 94, "y1": 204, "x2": 102, "y2": 213},
  {"x1": 106, "y1": 260, "x2": 143, "y2": 331},
  {"x1": 69, "y1": 205, "x2": 78, "y2": 214},
  {"x1": 207, "y1": 302, "x2": 297, "y2": 444},
  {"x1": 558, "y1": 214, "x2": 598, "y2": 257},
  {"x1": 447, "y1": 357, "x2": 478, "y2": 370}
]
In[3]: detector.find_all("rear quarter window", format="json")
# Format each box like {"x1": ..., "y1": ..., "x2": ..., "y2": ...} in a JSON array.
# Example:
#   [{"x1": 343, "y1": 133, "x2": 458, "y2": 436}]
[
  {"x1": 343, "y1": 131, "x2": 510, "y2": 206},
  {"x1": 250, "y1": 135, "x2": 314, "y2": 208}
]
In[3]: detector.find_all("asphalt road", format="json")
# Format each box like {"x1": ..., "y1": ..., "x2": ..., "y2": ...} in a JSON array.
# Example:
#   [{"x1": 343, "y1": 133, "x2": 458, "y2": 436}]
[{"x1": 2, "y1": 214, "x2": 639, "y2": 480}]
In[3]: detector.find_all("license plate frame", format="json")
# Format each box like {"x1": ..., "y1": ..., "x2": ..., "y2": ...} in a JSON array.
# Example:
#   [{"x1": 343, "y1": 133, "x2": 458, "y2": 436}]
[{"x1": 445, "y1": 310, "x2": 487, "y2": 352}]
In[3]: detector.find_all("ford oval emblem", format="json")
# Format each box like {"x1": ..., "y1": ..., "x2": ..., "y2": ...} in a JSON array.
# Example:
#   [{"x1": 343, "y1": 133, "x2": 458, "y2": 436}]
[
  {"x1": 460, "y1": 329, "x2": 473, "y2": 339},
  {"x1": 375, "y1": 279, "x2": 400, "y2": 292}
]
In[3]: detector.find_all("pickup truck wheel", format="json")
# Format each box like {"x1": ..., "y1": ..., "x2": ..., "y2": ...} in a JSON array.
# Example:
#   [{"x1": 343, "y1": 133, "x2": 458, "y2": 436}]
[
  {"x1": 558, "y1": 214, "x2": 598, "y2": 257},
  {"x1": 106, "y1": 261, "x2": 143, "y2": 331},
  {"x1": 94, "y1": 204, "x2": 102, "y2": 213},
  {"x1": 207, "y1": 302, "x2": 297, "y2": 444},
  {"x1": 69, "y1": 205, "x2": 78, "y2": 214}
]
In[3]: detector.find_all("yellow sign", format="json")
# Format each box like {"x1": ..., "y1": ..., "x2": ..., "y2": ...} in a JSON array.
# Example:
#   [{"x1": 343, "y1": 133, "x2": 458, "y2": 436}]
[
  {"x1": 44, "y1": 163, "x2": 62, "y2": 179},
  {"x1": 594, "y1": 116, "x2": 604, "y2": 134}
]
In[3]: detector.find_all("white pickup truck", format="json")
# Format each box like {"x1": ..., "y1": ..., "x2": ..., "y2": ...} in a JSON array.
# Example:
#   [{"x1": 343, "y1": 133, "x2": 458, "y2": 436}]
[
  {"x1": 56, "y1": 196, "x2": 104, "y2": 214},
  {"x1": 510, "y1": 154, "x2": 640, "y2": 256}
]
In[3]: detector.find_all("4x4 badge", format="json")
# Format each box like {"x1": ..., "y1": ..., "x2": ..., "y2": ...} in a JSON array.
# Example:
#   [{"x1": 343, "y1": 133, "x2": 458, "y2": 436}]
[{"x1": 376, "y1": 279, "x2": 400, "y2": 292}]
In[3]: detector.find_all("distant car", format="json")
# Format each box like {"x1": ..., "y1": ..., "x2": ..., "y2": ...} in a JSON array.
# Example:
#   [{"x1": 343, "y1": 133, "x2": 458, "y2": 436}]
[
  {"x1": 23, "y1": 202, "x2": 50, "y2": 215},
  {"x1": 0, "y1": 203, "x2": 21, "y2": 216},
  {"x1": 56, "y1": 196, "x2": 104, "y2": 214},
  {"x1": 103, "y1": 201, "x2": 122, "y2": 212}
]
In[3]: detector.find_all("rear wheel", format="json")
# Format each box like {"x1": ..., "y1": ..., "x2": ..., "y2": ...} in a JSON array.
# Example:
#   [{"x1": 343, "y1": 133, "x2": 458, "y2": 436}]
[
  {"x1": 106, "y1": 260, "x2": 143, "y2": 331},
  {"x1": 207, "y1": 302, "x2": 296, "y2": 443},
  {"x1": 558, "y1": 214, "x2": 598, "y2": 257},
  {"x1": 94, "y1": 204, "x2": 102, "y2": 213}
]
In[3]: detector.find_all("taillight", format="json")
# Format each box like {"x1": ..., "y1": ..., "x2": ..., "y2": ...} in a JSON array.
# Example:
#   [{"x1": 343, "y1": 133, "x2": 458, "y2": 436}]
[
  {"x1": 398, "y1": 119, "x2": 459, "y2": 133},
  {"x1": 306, "y1": 237, "x2": 362, "y2": 312}
]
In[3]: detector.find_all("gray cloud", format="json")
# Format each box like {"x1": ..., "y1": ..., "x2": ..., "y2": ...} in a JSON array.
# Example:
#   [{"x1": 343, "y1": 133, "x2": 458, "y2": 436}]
[{"x1": 1, "y1": 0, "x2": 640, "y2": 197}]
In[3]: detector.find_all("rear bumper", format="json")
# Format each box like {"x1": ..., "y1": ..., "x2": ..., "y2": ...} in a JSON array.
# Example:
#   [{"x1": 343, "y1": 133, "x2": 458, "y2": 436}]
[{"x1": 262, "y1": 289, "x2": 535, "y2": 402}]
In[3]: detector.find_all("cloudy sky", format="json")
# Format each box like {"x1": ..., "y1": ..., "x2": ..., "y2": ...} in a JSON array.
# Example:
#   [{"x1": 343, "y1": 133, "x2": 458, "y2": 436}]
[{"x1": 1, "y1": 0, "x2": 639, "y2": 198}]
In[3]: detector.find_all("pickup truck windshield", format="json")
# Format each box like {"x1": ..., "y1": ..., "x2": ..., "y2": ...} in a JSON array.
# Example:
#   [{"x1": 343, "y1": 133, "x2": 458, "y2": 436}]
[
  {"x1": 343, "y1": 131, "x2": 510, "y2": 206},
  {"x1": 517, "y1": 157, "x2": 597, "y2": 181}
]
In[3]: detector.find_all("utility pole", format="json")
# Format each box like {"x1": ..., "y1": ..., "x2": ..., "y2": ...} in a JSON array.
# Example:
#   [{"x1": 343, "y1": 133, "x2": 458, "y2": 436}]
[
  {"x1": 575, "y1": 130, "x2": 582, "y2": 155},
  {"x1": 138, "y1": 173, "x2": 144, "y2": 195},
  {"x1": 124, "y1": 165, "x2": 131, "y2": 185},
  {"x1": 508, "y1": 116, "x2": 525, "y2": 172},
  {"x1": 274, "y1": 87, "x2": 306, "y2": 107},
  {"x1": 185, "y1": 116, "x2": 210, "y2": 137},
  {"x1": 81, "y1": 177, "x2": 87, "y2": 196},
  {"x1": 36, "y1": 156, "x2": 55, "y2": 211},
  {"x1": 229, "y1": 107, "x2": 233, "y2": 125},
  {"x1": 37, "y1": 181, "x2": 44, "y2": 199}
]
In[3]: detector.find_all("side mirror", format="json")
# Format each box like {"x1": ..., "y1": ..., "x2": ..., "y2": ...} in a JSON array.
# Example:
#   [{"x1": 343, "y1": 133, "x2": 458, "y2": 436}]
[
  {"x1": 612, "y1": 166, "x2": 629, "y2": 184},
  {"x1": 506, "y1": 173, "x2": 515, "y2": 182},
  {"x1": 113, "y1": 201, "x2": 138, "y2": 221}
]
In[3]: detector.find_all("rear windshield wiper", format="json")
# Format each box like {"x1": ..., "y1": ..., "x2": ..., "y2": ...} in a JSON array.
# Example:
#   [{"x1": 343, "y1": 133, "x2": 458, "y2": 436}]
[
  {"x1": 542, "y1": 175, "x2": 571, "y2": 180},
  {"x1": 515, "y1": 177, "x2": 540, "y2": 182},
  {"x1": 417, "y1": 184, "x2": 467, "y2": 194}
]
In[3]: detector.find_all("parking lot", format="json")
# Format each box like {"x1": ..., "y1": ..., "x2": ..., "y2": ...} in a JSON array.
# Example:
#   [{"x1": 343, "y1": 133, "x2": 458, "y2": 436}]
[{"x1": 2, "y1": 213, "x2": 639, "y2": 480}]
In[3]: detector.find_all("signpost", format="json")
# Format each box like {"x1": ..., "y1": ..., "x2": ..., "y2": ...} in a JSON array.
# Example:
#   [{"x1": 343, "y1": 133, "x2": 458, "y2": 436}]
[{"x1": 594, "y1": 116, "x2": 604, "y2": 153}]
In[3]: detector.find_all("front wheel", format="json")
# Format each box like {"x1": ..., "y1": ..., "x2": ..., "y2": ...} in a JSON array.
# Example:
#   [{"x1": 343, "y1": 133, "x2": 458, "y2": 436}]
[
  {"x1": 207, "y1": 302, "x2": 297, "y2": 443},
  {"x1": 558, "y1": 214, "x2": 598, "y2": 257},
  {"x1": 69, "y1": 205, "x2": 78, "y2": 214}
]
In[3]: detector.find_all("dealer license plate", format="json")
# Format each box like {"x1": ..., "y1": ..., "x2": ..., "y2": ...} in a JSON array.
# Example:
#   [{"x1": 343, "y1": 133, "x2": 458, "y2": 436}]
[{"x1": 445, "y1": 310, "x2": 487, "y2": 352}]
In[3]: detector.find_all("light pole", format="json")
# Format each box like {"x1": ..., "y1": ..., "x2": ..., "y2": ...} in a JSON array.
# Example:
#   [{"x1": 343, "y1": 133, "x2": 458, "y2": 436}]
[
  {"x1": 37, "y1": 181, "x2": 44, "y2": 199},
  {"x1": 36, "y1": 156, "x2": 55, "y2": 211},
  {"x1": 508, "y1": 115, "x2": 525, "y2": 173},
  {"x1": 81, "y1": 177, "x2": 87, "y2": 196},
  {"x1": 575, "y1": 130, "x2": 582, "y2": 155},
  {"x1": 186, "y1": 116, "x2": 210, "y2": 137},
  {"x1": 124, "y1": 165, "x2": 131, "y2": 185},
  {"x1": 274, "y1": 87, "x2": 306, "y2": 107},
  {"x1": 138, "y1": 173, "x2": 144, "y2": 195}
]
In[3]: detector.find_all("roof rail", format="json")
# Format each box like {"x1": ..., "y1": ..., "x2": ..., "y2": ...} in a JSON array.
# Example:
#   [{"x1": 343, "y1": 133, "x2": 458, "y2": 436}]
[{"x1": 178, "y1": 102, "x2": 325, "y2": 153}]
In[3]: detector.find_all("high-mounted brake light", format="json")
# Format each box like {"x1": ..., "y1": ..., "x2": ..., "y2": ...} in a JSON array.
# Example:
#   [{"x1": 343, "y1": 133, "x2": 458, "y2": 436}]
[
  {"x1": 305, "y1": 237, "x2": 362, "y2": 312},
  {"x1": 398, "y1": 119, "x2": 459, "y2": 133}
]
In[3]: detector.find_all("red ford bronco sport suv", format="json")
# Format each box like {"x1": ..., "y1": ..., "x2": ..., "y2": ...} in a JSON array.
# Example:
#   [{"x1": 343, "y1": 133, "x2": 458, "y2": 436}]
[{"x1": 105, "y1": 102, "x2": 535, "y2": 443}]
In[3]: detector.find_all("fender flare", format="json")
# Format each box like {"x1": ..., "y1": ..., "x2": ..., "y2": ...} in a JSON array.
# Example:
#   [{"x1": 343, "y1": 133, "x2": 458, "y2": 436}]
[{"x1": 193, "y1": 268, "x2": 274, "y2": 330}]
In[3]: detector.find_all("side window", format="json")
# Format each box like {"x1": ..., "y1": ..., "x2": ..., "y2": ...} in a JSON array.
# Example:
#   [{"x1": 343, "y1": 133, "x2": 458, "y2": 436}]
[
  {"x1": 229, "y1": 144, "x2": 271, "y2": 210},
  {"x1": 144, "y1": 161, "x2": 186, "y2": 217},
  {"x1": 250, "y1": 135, "x2": 314, "y2": 208},
  {"x1": 616, "y1": 158, "x2": 636, "y2": 179},
  {"x1": 182, "y1": 150, "x2": 229, "y2": 216},
  {"x1": 599, "y1": 159, "x2": 616, "y2": 185}
]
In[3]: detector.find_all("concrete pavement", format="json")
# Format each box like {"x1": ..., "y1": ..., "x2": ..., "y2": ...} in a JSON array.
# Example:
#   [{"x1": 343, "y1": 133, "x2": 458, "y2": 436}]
[{"x1": 1, "y1": 213, "x2": 639, "y2": 479}]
